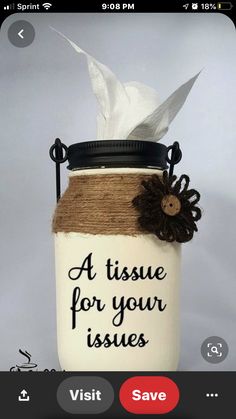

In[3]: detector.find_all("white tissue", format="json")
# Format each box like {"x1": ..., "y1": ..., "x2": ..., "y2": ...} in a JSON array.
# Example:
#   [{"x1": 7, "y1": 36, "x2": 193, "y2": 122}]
[{"x1": 52, "y1": 28, "x2": 199, "y2": 141}]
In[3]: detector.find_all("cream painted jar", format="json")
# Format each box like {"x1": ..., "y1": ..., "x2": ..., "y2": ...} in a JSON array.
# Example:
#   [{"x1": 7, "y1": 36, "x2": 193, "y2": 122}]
[{"x1": 51, "y1": 140, "x2": 181, "y2": 371}]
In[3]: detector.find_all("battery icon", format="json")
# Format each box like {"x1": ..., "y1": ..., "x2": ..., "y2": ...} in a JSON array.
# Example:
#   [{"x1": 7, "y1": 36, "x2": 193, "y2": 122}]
[{"x1": 217, "y1": 2, "x2": 233, "y2": 10}]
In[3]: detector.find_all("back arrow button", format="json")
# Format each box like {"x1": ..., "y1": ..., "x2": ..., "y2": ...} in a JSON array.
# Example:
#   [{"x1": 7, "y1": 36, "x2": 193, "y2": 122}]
[
  {"x1": 8, "y1": 20, "x2": 35, "y2": 48},
  {"x1": 18, "y1": 29, "x2": 24, "y2": 39}
]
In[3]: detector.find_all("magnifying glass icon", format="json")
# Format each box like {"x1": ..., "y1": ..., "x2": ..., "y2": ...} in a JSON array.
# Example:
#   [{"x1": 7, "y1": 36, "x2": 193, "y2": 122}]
[{"x1": 211, "y1": 346, "x2": 219, "y2": 355}]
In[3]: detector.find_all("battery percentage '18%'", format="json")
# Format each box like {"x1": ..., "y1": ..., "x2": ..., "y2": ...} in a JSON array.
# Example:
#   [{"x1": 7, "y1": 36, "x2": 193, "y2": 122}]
[{"x1": 201, "y1": 3, "x2": 217, "y2": 9}]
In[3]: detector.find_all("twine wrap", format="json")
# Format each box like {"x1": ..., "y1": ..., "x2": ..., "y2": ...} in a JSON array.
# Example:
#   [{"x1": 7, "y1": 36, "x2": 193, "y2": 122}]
[{"x1": 52, "y1": 173, "x2": 158, "y2": 235}]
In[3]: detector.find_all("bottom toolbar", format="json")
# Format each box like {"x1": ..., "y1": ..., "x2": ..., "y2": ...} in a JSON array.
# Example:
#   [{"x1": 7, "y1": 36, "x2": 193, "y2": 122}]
[{"x1": 2, "y1": 371, "x2": 234, "y2": 418}]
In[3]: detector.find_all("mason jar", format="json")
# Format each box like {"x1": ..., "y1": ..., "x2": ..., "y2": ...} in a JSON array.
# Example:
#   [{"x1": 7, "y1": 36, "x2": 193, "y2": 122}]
[{"x1": 51, "y1": 140, "x2": 181, "y2": 371}]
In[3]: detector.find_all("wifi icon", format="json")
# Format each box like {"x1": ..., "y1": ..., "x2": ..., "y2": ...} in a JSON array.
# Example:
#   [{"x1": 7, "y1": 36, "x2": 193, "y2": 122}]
[{"x1": 42, "y1": 2, "x2": 52, "y2": 10}]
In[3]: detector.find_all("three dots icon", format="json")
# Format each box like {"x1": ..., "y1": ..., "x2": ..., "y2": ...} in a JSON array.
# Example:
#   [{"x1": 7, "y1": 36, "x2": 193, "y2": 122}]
[{"x1": 206, "y1": 393, "x2": 219, "y2": 398}]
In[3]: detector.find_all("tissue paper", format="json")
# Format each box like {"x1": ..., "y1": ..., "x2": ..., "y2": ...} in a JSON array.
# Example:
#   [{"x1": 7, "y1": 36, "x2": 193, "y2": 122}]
[{"x1": 52, "y1": 28, "x2": 199, "y2": 141}]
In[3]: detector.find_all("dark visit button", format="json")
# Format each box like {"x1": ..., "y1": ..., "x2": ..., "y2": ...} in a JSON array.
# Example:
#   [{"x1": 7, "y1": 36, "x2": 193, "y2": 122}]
[{"x1": 57, "y1": 376, "x2": 114, "y2": 414}]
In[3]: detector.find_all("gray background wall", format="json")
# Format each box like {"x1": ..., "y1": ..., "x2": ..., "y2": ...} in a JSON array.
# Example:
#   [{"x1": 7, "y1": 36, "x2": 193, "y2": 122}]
[{"x1": 0, "y1": 12, "x2": 235, "y2": 371}]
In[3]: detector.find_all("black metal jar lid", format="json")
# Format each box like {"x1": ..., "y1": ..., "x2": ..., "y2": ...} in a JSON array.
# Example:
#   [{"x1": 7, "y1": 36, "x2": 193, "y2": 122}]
[
  {"x1": 66, "y1": 140, "x2": 168, "y2": 170},
  {"x1": 49, "y1": 139, "x2": 182, "y2": 202}
]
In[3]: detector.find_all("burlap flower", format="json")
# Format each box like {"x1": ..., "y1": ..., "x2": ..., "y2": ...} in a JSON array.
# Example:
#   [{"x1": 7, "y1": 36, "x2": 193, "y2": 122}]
[{"x1": 132, "y1": 171, "x2": 201, "y2": 243}]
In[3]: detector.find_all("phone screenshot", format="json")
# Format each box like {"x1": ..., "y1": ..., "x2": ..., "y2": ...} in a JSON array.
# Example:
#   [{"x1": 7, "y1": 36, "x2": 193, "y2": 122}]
[{"x1": 0, "y1": 1, "x2": 235, "y2": 417}]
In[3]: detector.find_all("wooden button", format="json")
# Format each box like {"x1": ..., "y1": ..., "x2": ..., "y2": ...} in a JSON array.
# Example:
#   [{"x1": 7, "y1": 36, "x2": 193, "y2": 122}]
[{"x1": 161, "y1": 194, "x2": 181, "y2": 216}]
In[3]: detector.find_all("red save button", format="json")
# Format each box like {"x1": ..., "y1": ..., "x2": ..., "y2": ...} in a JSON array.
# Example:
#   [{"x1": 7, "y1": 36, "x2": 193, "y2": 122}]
[{"x1": 119, "y1": 376, "x2": 179, "y2": 414}]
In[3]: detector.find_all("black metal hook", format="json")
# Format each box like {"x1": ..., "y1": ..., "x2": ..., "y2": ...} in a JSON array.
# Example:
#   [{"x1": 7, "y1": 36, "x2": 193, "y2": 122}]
[
  {"x1": 49, "y1": 138, "x2": 68, "y2": 202},
  {"x1": 166, "y1": 141, "x2": 182, "y2": 177}
]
